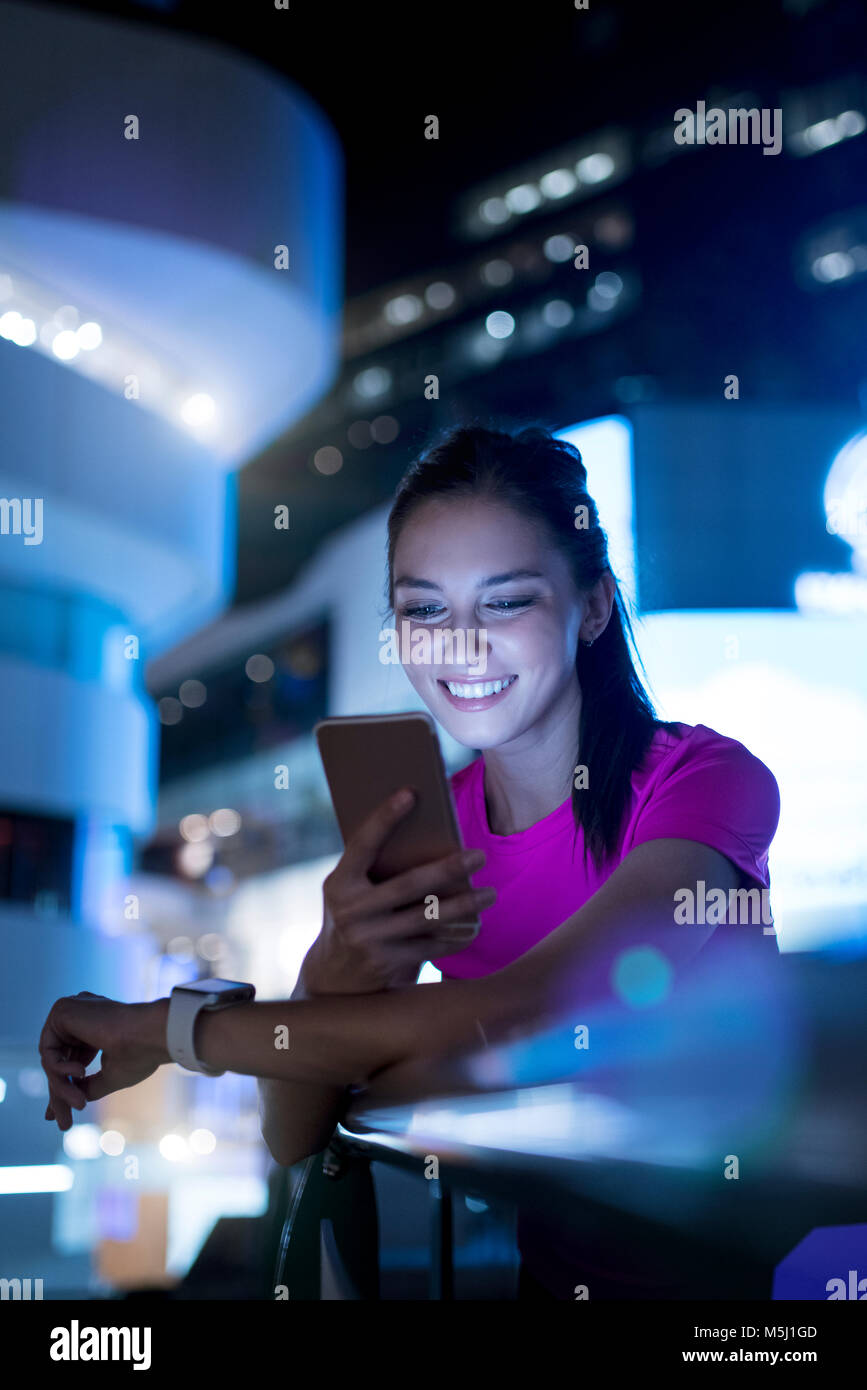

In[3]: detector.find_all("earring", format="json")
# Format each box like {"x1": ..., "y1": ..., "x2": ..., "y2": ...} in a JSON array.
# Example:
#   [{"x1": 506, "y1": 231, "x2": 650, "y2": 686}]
[{"x1": 581, "y1": 635, "x2": 595, "y2": 648}]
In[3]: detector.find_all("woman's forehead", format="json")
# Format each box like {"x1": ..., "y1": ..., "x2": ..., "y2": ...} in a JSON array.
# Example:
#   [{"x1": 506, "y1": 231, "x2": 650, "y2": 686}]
[
  {"x1": 393, "y1": 501, "x2": 573, "y2": 590},
  {"x1": 395, "y1": 494, "x2": 544, "y2": 549}
]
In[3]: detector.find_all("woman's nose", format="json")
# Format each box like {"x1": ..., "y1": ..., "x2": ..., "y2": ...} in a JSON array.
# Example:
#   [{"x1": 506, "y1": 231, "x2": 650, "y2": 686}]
[{"x1": 453, "y1": 619, "x2": 491, "y2": 673}]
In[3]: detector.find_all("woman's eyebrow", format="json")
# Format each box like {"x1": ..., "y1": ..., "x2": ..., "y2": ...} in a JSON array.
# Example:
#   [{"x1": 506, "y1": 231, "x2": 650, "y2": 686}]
[{"x1": 394, "y1": 568, "x2": 545, "y2": 590}]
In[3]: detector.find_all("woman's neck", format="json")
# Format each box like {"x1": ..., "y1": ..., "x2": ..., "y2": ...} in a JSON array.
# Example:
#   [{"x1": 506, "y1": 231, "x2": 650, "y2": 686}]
[{"x1": 481, "y1": 681, "x2": 581, "y2": 835}]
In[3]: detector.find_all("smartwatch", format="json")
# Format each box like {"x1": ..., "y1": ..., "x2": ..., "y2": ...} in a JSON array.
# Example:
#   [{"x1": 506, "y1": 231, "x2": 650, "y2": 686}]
[{"x1": 167, "y1": 977, "x2": 256, "y2": 1076}]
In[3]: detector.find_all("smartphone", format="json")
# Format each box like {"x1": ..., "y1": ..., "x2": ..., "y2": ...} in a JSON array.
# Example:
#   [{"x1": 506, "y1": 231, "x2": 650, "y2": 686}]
[{"x1": 314, "y1": 711, "x2": 481, "y2": 940}]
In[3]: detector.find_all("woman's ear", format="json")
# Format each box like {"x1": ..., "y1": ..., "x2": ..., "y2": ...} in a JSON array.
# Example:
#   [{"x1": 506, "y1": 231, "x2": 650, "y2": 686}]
[{"x1": 582, "y1": 571, "x2": 617, "y2": 642}]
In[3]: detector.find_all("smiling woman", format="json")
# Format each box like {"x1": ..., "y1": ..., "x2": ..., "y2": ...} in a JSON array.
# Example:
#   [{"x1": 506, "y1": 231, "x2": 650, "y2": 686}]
[
  {"x1": 251, "y1": 423, "x2": 781, "y2": 1293},
  {"x1": 41, "y1": 422, "x2": 781, "y2": 1301}
]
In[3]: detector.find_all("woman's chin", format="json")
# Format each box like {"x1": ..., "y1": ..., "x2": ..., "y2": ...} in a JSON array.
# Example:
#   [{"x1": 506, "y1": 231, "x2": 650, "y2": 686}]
[{"x1": 441, "y1": 721, "x2": 513, "y2": 750}]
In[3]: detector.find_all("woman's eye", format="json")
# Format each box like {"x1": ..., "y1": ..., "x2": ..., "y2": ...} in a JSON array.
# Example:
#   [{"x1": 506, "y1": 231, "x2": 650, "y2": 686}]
[
  {"x1": 400, "y1": 598, "x2": 536, "y2": 618},
  {"x1": 401, "y1": 604, "x2": 444, "y2": 619},
  {"x1": 487, "y1": 598, "x2": 536, "y2": 612}
]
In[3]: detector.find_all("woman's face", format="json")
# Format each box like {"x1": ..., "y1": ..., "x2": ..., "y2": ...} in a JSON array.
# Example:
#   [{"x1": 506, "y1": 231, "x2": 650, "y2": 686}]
[{"x1": 391, "y1": 495, "x2": 588, "y2": 751}]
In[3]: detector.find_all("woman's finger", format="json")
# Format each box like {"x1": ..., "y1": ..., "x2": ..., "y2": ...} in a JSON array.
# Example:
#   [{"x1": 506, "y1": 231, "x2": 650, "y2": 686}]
[
  {"x1": 340, "y1": 889, "x2": 494, "y2": 972},
  {"x1": 44, "y1": 1055, "x2": 87, "y2": 1079},
  {"x1": 42, "y1": 1053, "x2": 88, "y2": 1087},
  {"x1": 335, "y1": 861, "x2": 490, "y2": 945},
  {"x1": 47, "y1": 1088, "x2": 73, "y2": 1130},
  {"x1": 42, "y1": 1045, "x2": 88, "y2": 1093},
  {"x1": 339, "y1": 788, "x2": 417, "y2": 878},
  {"x1": 45, "y1": 1073, "x2": 86, "y2": 1109},
  {"x1": 80, "y1": 1069, "x2": 113, "y2": 1103},
  {"x1": 364, "y1": 847, "x2": 485, "y2": 916},
  {"x1": 366, "y1": 885, "x2": 495, "y2": 943}
]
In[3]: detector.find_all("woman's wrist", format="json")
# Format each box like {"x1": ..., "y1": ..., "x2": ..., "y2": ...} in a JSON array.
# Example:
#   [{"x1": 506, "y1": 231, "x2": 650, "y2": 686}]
[{"x1": 134, "y1": 997, "x2": 172, "y2": 1066}]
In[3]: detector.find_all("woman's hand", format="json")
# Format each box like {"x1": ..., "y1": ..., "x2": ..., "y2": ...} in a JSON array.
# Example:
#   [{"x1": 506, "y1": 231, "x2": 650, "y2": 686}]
[
  {"x1": 39, "y1": 991, "x2": 169, "y2": 1131},
  {"x1": 301, "y1": 787, "x2": 496, "y2": 996}
]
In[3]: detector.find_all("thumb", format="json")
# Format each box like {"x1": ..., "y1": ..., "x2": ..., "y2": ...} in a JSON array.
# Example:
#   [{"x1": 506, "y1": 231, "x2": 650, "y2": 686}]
[{"x1": 80, "y1": 1069, "x2": 113, "y2": 1102}]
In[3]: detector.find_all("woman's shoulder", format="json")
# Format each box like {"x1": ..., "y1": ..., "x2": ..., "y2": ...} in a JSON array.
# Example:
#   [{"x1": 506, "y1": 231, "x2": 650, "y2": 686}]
[
  {"x1": 626, "y1": 722, "x2": 780, "y2": 887},
  {"x1": 636, "y1": 720, "x2": 780, "y2": 815},
  {"x1": 645, "y1": 719, "x2": 772, "y2": 769}
]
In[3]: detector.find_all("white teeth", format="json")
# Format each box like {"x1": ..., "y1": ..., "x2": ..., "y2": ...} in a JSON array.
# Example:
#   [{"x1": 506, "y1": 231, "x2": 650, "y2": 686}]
[{"x1": 445, "y1": 675, "x2": 516, "y2": 699}]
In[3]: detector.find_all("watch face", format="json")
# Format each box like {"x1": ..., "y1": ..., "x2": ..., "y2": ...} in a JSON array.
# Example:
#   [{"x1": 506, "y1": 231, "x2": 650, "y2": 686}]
[{"x1": 179, "y1": 978, "x2": 244, "y2": 994}]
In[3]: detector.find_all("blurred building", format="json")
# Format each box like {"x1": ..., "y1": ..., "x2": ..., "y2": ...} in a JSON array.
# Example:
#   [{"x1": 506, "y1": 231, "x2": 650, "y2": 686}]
[{"x1": 0, "y1": 0, "x2": 340, "y2": 1291}]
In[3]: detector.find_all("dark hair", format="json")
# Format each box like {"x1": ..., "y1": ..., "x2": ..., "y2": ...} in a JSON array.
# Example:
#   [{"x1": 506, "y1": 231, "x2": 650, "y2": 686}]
[{"x1": 384, "y1": 421, "x2": 680, "y2": 867}]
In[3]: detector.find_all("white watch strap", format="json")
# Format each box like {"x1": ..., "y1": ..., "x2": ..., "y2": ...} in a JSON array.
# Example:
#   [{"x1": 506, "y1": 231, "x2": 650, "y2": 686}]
[{"x1": 167, "y1": 989, "x2": 226, "y2": 1076}]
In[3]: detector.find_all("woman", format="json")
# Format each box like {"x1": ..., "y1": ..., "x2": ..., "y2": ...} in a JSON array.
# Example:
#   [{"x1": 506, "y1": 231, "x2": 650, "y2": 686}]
[{"x1": 40, "y1": 423, "x2": 781, "y2": 1297}]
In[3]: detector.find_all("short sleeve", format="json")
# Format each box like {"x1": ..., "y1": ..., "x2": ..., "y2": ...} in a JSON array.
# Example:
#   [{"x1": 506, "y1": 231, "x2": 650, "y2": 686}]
[{"x1": 628, "y1": 728, "x2": 781, "y2": 889}]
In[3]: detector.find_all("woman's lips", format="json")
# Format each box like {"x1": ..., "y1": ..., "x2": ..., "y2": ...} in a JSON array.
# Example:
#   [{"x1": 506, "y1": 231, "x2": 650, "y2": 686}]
[{"x1": 437, "y1": 675, "x2": 518, "y2": 711}]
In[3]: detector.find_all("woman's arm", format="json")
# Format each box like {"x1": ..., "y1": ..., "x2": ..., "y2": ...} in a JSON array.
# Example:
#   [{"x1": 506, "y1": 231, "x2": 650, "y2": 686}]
[
  {"x1": 150, "y1": 838, "x2": 739, "y2": 1085},
  {"x1": 358, "y1": 838, "x2": 743, "y2": 1106},
  {"x1": 257, "y1": 975, "x2": 351, "y2": 1168},
  {"x1": 171, "y1": 969, "x2": 513, "y2": 1087},
  {"x1": 42, "y1": 839, "x2": 741, "y2": 1121},
  {"x1": 257, "y1": 789, "x2": 493, "y2": 1164}
]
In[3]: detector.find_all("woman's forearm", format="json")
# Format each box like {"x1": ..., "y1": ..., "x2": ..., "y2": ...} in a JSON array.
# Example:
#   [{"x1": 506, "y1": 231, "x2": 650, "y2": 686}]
[
  {"x1": 141, "y1": 970, "x2": 531, "y2": 1090},
  {"x1": 135, "y1": 840, "x2": 735, "y2": 1094},
  {"x1": 257, "y1": 978, "x2": 350, "y2": 1167}
]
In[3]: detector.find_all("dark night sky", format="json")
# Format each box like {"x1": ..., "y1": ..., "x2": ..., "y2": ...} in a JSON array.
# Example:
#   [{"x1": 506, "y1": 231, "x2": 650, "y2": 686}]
[
  {"x1": 39, "y1": 0, "x2": 867, "y2": 608},
  {"x1": 46, "y1": 0, "x2": 815, "y2": 295}
]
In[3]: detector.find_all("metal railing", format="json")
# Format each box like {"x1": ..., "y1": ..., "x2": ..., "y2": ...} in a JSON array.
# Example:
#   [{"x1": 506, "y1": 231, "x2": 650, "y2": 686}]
[{"x1": 271, "y1": 943, "x2": 867, "y2": 1300}]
